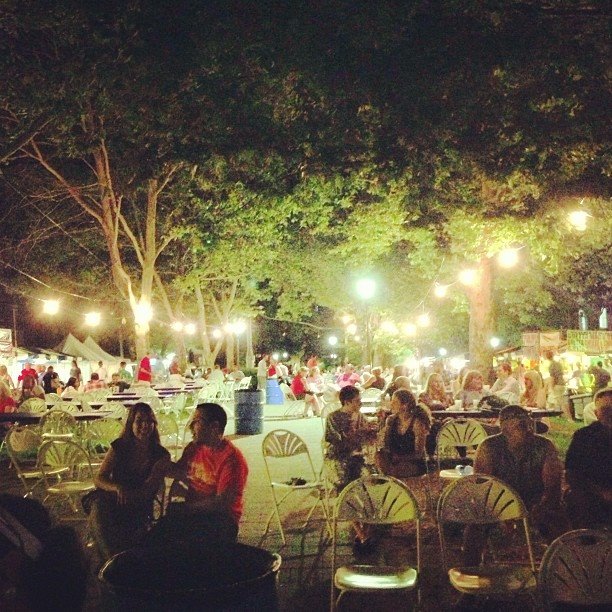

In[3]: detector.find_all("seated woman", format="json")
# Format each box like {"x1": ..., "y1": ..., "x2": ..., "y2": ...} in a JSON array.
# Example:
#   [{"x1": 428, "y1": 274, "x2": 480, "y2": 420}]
[
  {"x1": 521, "y1": 370, "x2": 546, "y2": 408},
  {"x1": 363, "y1": 366, "x2": 386, "y2": 390},
  {"x1": 0, "y1": 381, "x2": 16, "y2": 414},
  {"x1": 60, "y1": 376, "x2": 79, "y2": 398},
  {"x1": 0, "y1": 364, "x2": 15, "y2": 389},
  {"x1": 376, "y1": 389, "x2": 431, "y2": 478},
  {"x1": 456, "y1": 370, "x2": 485, "y2": 409},
  {"x1": 90, "y1": 402, "x2": 170, "y2": 561},
  {"x1": 419, "y1": 373, "x2": 452, "y2": 410},
  {"x1": 291, "y1": 366, "x2": 322, "y2": 417}
]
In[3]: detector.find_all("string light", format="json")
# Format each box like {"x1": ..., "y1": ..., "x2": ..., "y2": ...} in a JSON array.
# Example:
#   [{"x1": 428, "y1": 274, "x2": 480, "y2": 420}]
[
  {"x1": 184, "y1": 323, "x2": 196, "y2": 335},
  {"x1": 42, "y1": 300, "x2": 60, "y2": 315},
  {"x1": 402, "y1": 323, "x2": 417, "y2": 337},
  {"x1": 85, "y1": 311, "x2": 101, "y2": 327},
  {"x1": 417, "y1": 313, "x2": 430, "y2": 327},
  {"x1": 171, "y1": 321, "x2": 184, "y2": 332},
  {"x1": 346, "y1": 323, "x2": 357, "y2": 335},
  {"x1": 459, "y1": 268, "x2": 478, "y2": 286},
  {"x1": 497, "y1": 248, "x2": 519, "y2": 268},
  {"x1": 434, "y1": 284, "x2": 448, "y2": 298},
  {"x1": 568, "y1": 210, "x2": 589, "y2": 231},
  {"x1": 134, "y1": 301, "x2": 153, "y2": 326}
]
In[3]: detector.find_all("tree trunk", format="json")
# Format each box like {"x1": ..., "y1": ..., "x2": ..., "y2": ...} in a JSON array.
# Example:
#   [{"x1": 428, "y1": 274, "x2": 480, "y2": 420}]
[
  {"x1": 245, "y1": 318, "x2": 255, "y2": 368},
  {"x1": 225, "y1": 327, "x2": 235, "y2": 368},
  {"x1": 466, "y1": 257, "x2": 495, "y2": 373}
]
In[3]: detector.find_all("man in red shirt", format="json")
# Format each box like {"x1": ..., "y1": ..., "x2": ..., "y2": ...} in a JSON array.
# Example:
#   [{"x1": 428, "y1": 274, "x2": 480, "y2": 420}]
[
  {"x1": 17, "y1": 362, "x2": 38, "y2": 385},
  {"x1": 159, "y1": 402, "x2": 249, "y2": 543},
  {"x1": 137, "y1": 353, "x2": 152, "y2": 383}
]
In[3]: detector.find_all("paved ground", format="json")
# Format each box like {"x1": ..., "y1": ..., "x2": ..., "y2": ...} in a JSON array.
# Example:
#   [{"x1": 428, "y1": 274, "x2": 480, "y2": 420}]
[{"x1": 1, "y1": 403, "x2": 547, "y2": 611}]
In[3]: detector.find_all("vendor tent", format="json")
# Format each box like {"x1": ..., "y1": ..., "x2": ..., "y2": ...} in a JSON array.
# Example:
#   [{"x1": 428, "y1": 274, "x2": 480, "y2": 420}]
[
  {"x1": 83, "y1": 336, "x2": 120, "y2": 362},
  {"x1": 54, "y1": 333, "x2": 103, "y2": 362}
]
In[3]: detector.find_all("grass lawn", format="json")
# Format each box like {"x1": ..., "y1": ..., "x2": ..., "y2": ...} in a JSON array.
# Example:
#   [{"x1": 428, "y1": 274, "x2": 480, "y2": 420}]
[{"x1": 547, "y1": 416, "x2": 583, "y2": 461}]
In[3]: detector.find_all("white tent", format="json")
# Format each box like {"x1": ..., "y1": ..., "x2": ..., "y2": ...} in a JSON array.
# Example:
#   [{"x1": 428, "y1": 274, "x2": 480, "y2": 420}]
[
  {"x1": 83, "y1": 336, "x2": 120, "y2": 363},
  {"x1": 54, "y1": 333, "x2": 102, "y2": 362}
]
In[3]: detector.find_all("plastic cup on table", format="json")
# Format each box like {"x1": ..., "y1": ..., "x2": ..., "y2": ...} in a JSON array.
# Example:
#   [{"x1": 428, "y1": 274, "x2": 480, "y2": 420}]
[
  {"x1": 453, "y1": 399, "x2": 463, "y2": 410},
  {"x1": 472, "y1": 399, "x2": 479, "y2": 410}
]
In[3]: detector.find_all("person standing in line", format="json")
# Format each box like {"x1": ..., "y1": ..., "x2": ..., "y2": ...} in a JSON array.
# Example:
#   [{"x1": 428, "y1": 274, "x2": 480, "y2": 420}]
[
  {"x1": 257, "y1": 354, "x2": 269, "y2": 390},
  {"x1": 69, "y1": 359, "x2": 82, "y2": 385},
  {"x1": 96, "y1": 361, "x2": 108, "y2": 383}
]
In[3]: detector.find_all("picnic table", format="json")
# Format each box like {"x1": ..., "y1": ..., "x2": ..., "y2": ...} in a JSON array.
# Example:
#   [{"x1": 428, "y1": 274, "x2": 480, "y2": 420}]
[{"x1": 0, "y1": 411, "x2": 113, "y2": 425}]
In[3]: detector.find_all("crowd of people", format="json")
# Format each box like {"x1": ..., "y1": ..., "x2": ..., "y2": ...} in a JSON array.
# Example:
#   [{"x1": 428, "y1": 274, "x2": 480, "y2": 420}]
[{"x1": 1, "y1": 350, "x2": 610, "y2": 610}]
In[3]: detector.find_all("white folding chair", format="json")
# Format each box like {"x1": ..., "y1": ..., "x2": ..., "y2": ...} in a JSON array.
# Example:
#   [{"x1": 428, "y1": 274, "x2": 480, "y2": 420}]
[
  {"x1": 539, "y1": 529, "x2": 612, "y2": 611},
  {"x1": 262, "y1": 429, "x2": 330, "y2": 544},
  {"x1": 331, "y1": 475, "x2": 421, "y2": 610}
]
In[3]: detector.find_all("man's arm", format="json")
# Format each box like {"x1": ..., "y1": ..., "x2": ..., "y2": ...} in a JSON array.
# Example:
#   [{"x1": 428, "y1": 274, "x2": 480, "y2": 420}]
[
  {"x1": 165, "y1": 443, "x2": 193, "y2": 481},
  {"x1": 473, "y1": 440, "x2": 494, "y2": 475},
  {"x1": 538, "y1": 442, "x2": 563, "y2": 508}
]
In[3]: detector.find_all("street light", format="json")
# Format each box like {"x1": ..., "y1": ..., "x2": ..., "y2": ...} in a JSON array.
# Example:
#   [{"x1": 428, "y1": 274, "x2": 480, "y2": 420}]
[{"x1": 356, "y1": 278, "x2": 376, "y2": 365}]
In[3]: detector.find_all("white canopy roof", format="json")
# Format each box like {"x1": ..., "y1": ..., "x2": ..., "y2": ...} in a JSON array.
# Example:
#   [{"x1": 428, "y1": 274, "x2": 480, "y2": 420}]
[
  {"x1": 53, "y1": 333, "x2": 107, "y2": 362},
  {"x1": 83, "y1": 336, "x2": 120, "y2": 362}
]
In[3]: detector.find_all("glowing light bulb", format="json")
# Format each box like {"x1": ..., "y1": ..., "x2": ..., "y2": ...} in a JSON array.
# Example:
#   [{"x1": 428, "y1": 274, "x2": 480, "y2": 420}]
[
  {"x1": 568, "y1": 210, "x2": 589, "y2": 231},
  {"x1": 497, "y1": 248, "x2": 519, "y2": 268},
  {"x1": 134, "y1": 301, "x2": 153, "y2": 325},
  {"x1": 171, "y1": 321, "x2": 184, "y2": 332},
  {"x1": 42, "y1": 300, "x2": 60, "y2": 315},
  {"x1": 184, "y1": 323, "x2": 196, "y2": 335},
  {"x1": 417, "y1": 313, "x2": 430, "y2": 327},
  {"x1": 459, "y1": 268, "x2": 478, "y2": 286},
  {"x1": 85, "y1": 311, "x2": 101, "y2": 326},
  {"x1": 434, "y1": 284, "x2": 447, "y2": 298},
  {"x1": 212, "y1": 328, "x2": 222, "y2": 339},
  {"x1": 346, "y1": 323, "x2": 357, "y2": 335}
]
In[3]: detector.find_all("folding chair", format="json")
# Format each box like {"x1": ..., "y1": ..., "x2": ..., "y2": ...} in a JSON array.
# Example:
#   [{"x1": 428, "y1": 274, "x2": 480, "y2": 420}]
[
  {"x1": 279, "y1": 383, "x2": 304, "y2": 417},
  {"x1": 37, "y1": 439, "x2": 96, "y2": 520},
  {"x1": 157, "y1": 412, "x2": 182, "y2": 460},
  {"x1": 85, "y1": 417, "x2": 124, "y2": 463},
  {"x1": 262, "y1": 429, "x2": 330, "y2": 544},
  {"x1": 17, "y1": 397, "x2": 46, "y2": 413},
  {"x1": 435, "y1": 418, "x2": 488, "y2": 471},
  {"x1": 538, "y1": 529, "x2": 612, "y2": 611},
  {"x1": 331, "y1": 475, "x2": 421, "y2": 611},
  {"x1": 437, "y1": 474, "x2": 537, "y2": 601},
  {"x1": 39, "y1": 409, "x2": 78, "y2": 440},
  {"x1": 5, "y1": 426, "x2": 66, "y2": 498}
]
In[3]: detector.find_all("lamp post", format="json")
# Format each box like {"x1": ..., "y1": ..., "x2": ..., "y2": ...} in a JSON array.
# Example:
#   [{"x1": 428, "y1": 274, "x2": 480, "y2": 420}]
[{"x1": 356, "y1": 278, "x2": 376, "y2": 365}]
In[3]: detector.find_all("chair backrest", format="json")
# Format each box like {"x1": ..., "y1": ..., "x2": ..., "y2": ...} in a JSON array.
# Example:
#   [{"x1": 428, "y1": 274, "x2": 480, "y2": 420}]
[
  {"x1": 17, "y1": 397, "x2": 46, "y2": 413},
  {"x1": 37, "y1": 439, "x2": 94, "y2": 480},
  {"x1": 436, "y1": 419, "x2": 488, "y2": 452},
  {"x1": 437, "y1": 474, "x2": 527, "y2": 524},
  {"x1": 156, "y1": 412, "x2": 179, "y2": 437},
  {"x1": 39, "y1": 409, "x2": 77, "y2": 437},
  {"x1": 262, "y1": 429, "x2": 309, "y2": 458},
  {"x1": 335, "y1": 475, "x2": 421, "y2": 524},
  {"x1": 238, "y1": 376, "x2": 252, "y2": 389},
  {"x1": 86, "y1": 418, "x2": 123, "y2": 453},
  {"x1": 100, "y1": 401, "x2": 128, "y2": 420},
  {"x1": 5, "y1": 426, "x2": 42, "y2": 470},
  {"x1": 279, "y1": 383, "x2": 297, "y2": 401},
  {"x1": 539, "y1": 529, "x2": 612, "y2": 610},
  {"x1": 45, "y1": 392, "x2": 61, "y2": 404}
]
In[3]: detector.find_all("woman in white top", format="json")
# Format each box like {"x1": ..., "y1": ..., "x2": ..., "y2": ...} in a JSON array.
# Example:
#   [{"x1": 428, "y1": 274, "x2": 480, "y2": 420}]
[
  {"x1": 0, "y1": 365, "x2": 15, "y2": 389},
  {"x1": 61, "y1": 376, "x2": 80, "y2": 398},
  {"x1": 490, "y1": 362, "x2": 521, "y2": 403}
]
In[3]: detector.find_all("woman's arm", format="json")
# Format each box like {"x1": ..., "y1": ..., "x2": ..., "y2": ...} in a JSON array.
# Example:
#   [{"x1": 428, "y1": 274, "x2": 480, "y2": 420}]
[
  {"x1": 136, "y1": 453, "x2": 172, "y2": 500},
  {"x1": 94, "y1": 447, "x2": 120, "y2": 494}
]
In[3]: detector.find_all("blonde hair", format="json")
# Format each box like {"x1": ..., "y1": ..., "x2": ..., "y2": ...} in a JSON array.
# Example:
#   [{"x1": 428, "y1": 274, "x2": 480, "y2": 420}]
[
  {"x1": 524, "y1": 369, "x2": 543, "y2": 391},
  {"x1": 0, "y1": 380, "x2": 11, "y2": 400}
]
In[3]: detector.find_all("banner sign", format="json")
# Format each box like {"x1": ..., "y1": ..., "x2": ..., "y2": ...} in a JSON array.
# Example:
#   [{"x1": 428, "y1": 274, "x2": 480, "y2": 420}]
[
  {"x1": 0, "y1": 328, "x2": 13, "y2": 355},
  {"x1": 566, "y1": 330, "x2": 612, "y2": 354}
]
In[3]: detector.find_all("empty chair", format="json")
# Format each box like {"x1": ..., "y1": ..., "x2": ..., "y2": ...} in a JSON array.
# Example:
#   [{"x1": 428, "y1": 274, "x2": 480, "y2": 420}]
[
  {"x1": 437, "y1": 474, "x2": 536, "y2": 601},
  {"x1": 39, "y1": 409, "x2": 78, "y2": 440},
  {"x1": 435, "y1": 418, "x2": 488, "y2": 470},
  {"x1": 17, "y1": 397, "x2": 46, "y2": 413},
  {"x1": 262, "y1": 429, "x2": 329, "y2": 544},
  {"x1": 279, "y1": 383, "x2": 304, "y2": 418},
  {"x1": 5, "y1": 425, "x2": 65, "y2": 497},
  {"x1": 99, "y1": 401, "x2": 128, "y2": 420},
  {"x1": 86, "y1": 417, "x2": 124, "y2": 462},
  {"x1": 37, "y1": 439, "x2": 96, "y2": 519},
  {"x1": 330, "y1": 475, "x2": 421, "y2": 610},
  {"x1": 157, "y1": 412, "x2": 182, "y2": 460},
  {"x1": 538, "y1": 529, "x2": 612, "y2": 611}
]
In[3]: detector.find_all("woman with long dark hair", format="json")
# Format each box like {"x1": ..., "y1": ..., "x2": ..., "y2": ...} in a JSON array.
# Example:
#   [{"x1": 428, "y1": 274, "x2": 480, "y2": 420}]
[{"x1": 90, "y1": 402, "x2": 170, "y2": 560}]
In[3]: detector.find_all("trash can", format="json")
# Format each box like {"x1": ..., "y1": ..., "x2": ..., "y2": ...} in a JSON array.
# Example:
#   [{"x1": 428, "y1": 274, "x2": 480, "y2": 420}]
[
  {"x1": 99, "y1": 543, "x2": 282, "y2": 611},
  {"x1": 568, "y1": 393, "x2": 593, "y2": 420},
  {"x1": 234, "y1": 388, "x2": 264, "y2": 435},
  {"x1": 265, "y1": 378, "x2": 284, "y2": 405}
]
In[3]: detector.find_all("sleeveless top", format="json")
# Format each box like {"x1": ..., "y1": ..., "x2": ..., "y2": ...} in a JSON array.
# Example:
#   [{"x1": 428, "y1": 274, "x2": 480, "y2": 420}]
[
  {"x1": 110, "y1": 438, "x2": 169, "y2": 490},
  {"x1": 385, "y1": 414, "x2": 417, "y2": 456}
]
